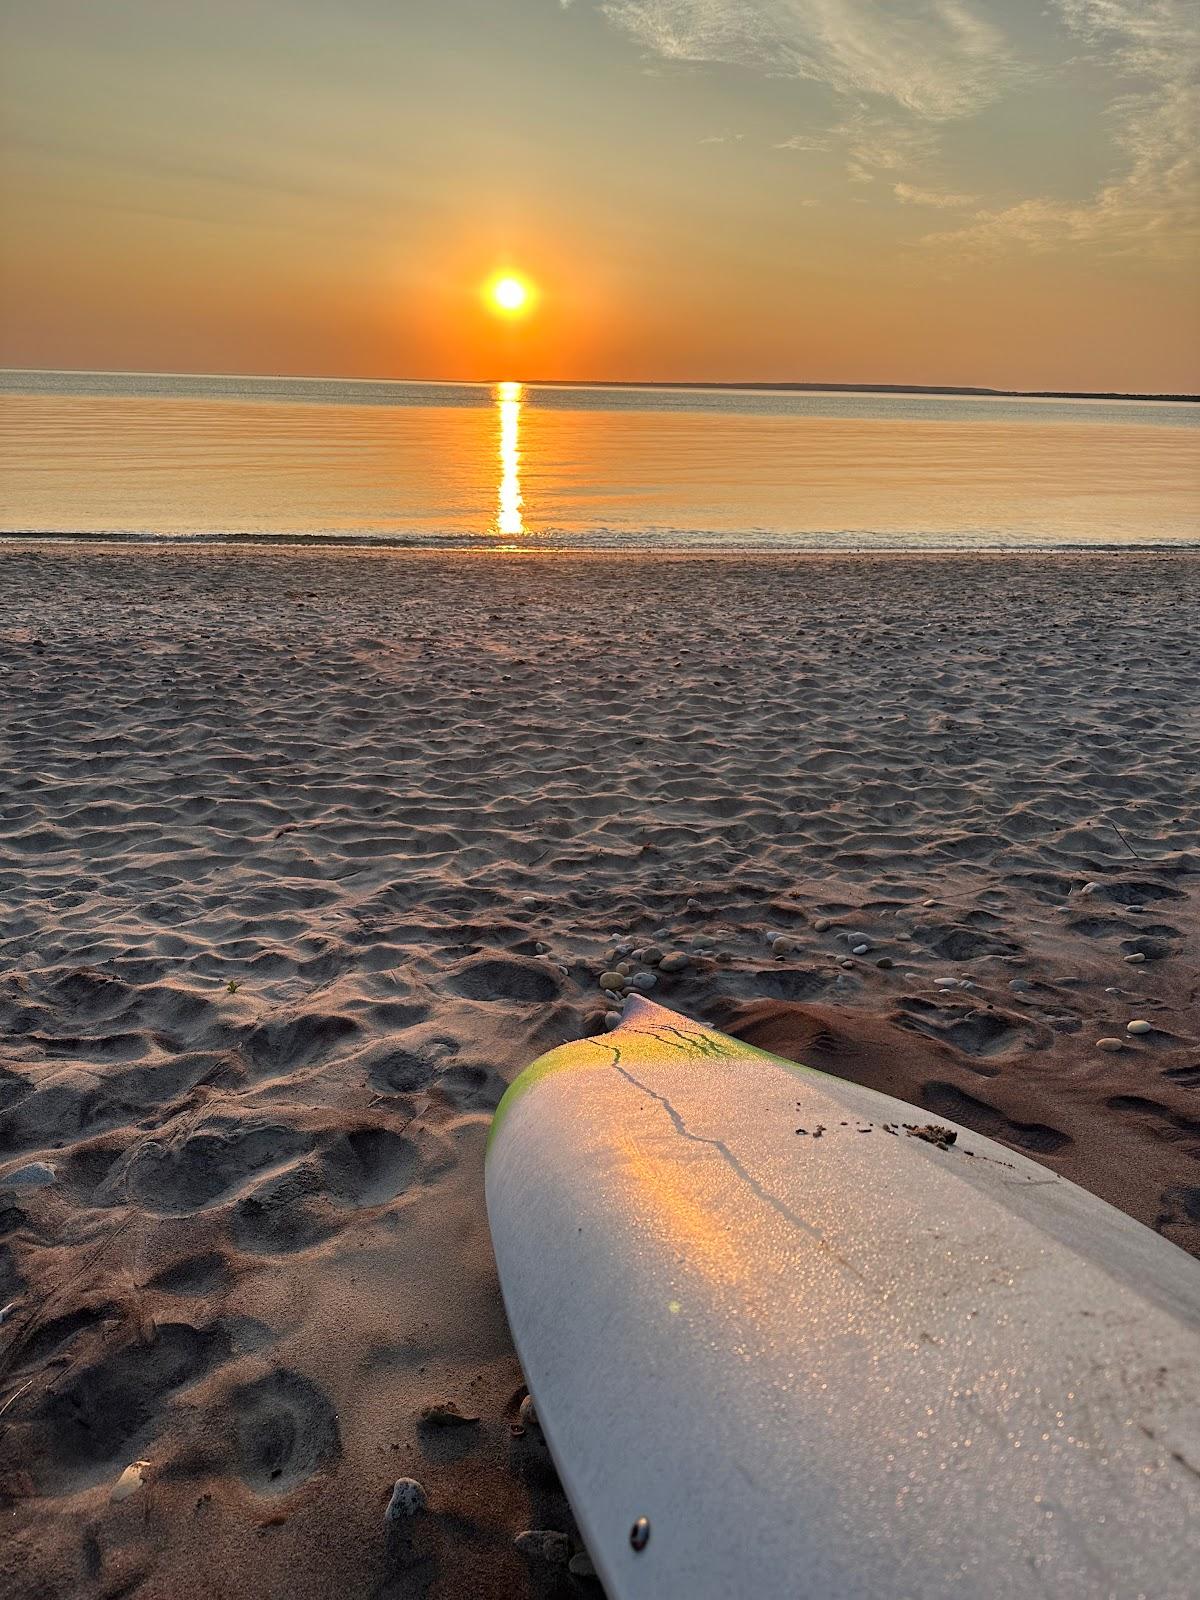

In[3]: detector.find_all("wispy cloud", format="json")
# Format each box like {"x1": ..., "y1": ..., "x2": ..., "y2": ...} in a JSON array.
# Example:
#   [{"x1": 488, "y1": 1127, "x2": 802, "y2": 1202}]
[
  {"x1": 829, "y1": 107, "x2": 939, "y2": 183},
  {"x1": 773, "y1": 133, "x2": 829, "y2": 151},
  {"x1": 926, "y1": 0, "x2": 1198, "y2": 255},
  {"x1": 894, "y1": 181, "x2": 977, "y2": 207},
  {"x1": 599, "y1": 0, "x2": 1014, "y2": 119},
  {"x1": 590, "y1": 0, "x2": 1199, "y2": 258}
]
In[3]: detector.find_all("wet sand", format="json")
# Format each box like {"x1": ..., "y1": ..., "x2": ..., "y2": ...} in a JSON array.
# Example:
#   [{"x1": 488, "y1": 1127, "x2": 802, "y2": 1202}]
[{"x1": 1, "y1": 546, "x2": 1197, "y2": 1598}]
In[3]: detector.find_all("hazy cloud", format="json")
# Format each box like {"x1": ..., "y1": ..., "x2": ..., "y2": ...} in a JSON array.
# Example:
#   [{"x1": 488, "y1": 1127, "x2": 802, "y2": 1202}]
[
  {"x1": 773, "y1": 133, "x2": 830, "y2": 150},
  {"x1": 829, "y1": 108, "x2": 939, "y2": 182},
  {"x1": 927, "y1": 0, "x2": 1198, "y2": 255},
  {"x1": 893, "y1": 181, "x2": 977, "y2": 207},
  {"x1": 590, "y1": 0, "x2": 1198, "y2": 258},
  {"x1": 599, "y1": 0, "x2": 1013, "y2": 119}
]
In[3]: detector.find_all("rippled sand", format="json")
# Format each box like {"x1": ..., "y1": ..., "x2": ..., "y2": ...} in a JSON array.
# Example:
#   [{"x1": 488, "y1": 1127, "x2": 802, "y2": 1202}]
[{"x1": 1, "y1": 547, "x2": 1197, "y2": 1597}]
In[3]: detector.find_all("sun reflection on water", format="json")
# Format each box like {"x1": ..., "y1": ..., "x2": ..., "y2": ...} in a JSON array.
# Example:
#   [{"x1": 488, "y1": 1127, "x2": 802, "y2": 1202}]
[{"x1": 495, "y1": 380, "x2": 524, "y2": 538}]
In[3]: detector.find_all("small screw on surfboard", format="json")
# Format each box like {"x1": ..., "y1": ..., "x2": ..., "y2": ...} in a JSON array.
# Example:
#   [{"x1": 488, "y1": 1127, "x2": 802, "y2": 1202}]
[{"x1": 630, "y1": 1516, "x2": 650, "y2": 1552}]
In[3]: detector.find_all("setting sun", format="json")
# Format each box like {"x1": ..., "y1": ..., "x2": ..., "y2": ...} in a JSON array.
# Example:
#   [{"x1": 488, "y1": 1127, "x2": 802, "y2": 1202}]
[{"x1": 487, "y1": 274, "x2": 533, "y2": 316}]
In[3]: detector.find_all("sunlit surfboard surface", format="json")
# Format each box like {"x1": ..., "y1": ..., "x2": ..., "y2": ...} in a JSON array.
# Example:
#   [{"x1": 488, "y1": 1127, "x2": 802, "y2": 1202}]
[{"x1": 487, "y1": 997, "x2": 1200, "y2": 1599}]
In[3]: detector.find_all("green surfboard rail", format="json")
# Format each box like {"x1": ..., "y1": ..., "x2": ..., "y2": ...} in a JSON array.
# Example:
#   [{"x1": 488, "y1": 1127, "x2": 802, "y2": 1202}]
[{"x1": 486, "y1": 1006, "x2": 831, "y2": 1154}]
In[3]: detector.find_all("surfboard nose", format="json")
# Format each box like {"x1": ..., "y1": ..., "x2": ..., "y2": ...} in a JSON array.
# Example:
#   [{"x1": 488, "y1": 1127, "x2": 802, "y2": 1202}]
[{"x1": 487, "y1": 1001, "x2": 1200, "y2": 1600}]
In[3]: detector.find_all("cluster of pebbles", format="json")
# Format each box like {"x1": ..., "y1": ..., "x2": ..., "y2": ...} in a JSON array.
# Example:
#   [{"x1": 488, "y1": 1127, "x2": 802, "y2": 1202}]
[
  {"x1": 381, "y1": 1396, "x2": 600, "y2": 1582},
  {"x1": 588, "y1": 896, "x2": 1168, "y2": 1063},
  {"x1": 597, "y1": 935, "x2": 696, "y2": 1026}
]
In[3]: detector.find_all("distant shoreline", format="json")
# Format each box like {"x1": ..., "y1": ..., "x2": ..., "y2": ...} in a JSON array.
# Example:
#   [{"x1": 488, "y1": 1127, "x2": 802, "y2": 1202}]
[
  {"x1": 529, "y1": 380, "x2": 1200, "y2": 403},
  {"x1": 2, "y1": 367, "x2": 1196, "y2": 403}
]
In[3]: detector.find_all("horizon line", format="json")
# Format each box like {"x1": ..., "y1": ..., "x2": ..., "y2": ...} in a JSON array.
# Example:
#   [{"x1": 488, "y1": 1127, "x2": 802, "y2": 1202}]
[{"x1": 2, "y1": 365, "x2": 1196, "y2": 404}]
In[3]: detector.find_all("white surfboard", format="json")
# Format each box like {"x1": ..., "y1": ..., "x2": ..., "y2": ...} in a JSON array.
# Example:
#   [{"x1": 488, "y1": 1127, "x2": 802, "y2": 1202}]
[{"x1": 486, "y1": 997, "x2": 1200, "y2": 1599}]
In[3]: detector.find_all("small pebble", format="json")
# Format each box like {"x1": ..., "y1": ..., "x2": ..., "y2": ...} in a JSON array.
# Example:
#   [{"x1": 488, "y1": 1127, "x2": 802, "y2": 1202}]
[
  {"x1": 922, "y1": 899, "x2": 938, "y2": 907},
  {"x1": 851, "y1": 943, "x2": 870, "y2": 956},
  {"x1": 518, "y1": 1394, "x2": 539, "y2": 1429},
  {"x1": 1126, "y1": 1020, "x2": 1152, "y2": 1036},
  {"x1": 385, "y1": 1478, "x2": 428, "y2": 1520},
  {"x1": 514, "y1": 1530, "x2": 570, "y2": 1565},
  {"x1": 617, "y1": 960, "x2": 634, "y2": 976},
  {"x1": 0, "y1": 1301, "x2": 19, "y2": 1326},
  {"x1": 848, "y1": 930, "x2": 870, "y2": 945},
  {"x1": 111, "y1": 1461, "x2": 150, "y2": 1503},
  {"x1": 1078, "y1": 882, "x2": 1100, "y2": 896},
  {"x1": 1127, "y1": 904, "x2": 1145, "y2": 914},
  {"x1": 658, "y1": 951, "x2": 689, "y2": 973},
  {"x1": 1096, "y1": 1038, "x2": 1123, "y2": 1053},
  {"x1": 1009, "y1": 979, "x2": 1031, "y2": 992},
  {"x1": 685, "y1": 897, "x2": 700, "y2": 910},
  {"x1": 1, "y1": 1161, "x2": 56, "y2": 1189},
  {"x1": 904, "y1": 972, "x2": 922, "y2": 982},
  {"x1": 641, "y1": 946, "x2": 664, "y2": 965},
  {"x1": 934, "y1": 977, "x2": 960, "y2": 989},
  {"x1": 1123, "y1": 953, "x2": 1146, "y2": 964},
  {"x1": 599, "y1": 971, "x2": 624, "y2": 991},
  {"x1": 813, "y1": 918, "x2": 832, "y2": 933},
  {"x1": 773, "y1": 937, "x2": 798, "y2": 956},
  {"x1": 520, "y1": 895, "x2": 538, "y2": 907},
  {"x1": 568, "y1": 1550, "x2": 598, "y2": 1580},
  {"x1": 875, "y1": 957, "x2": 894, "y2": 970},
  {"x1": 628, "y1": 971, "x2": 657, "y2": 992},
  {"x1": 603, "y1": 1010, "x2": 621, "y2": 1030},
  {"x1": 766, "y1": 931, "x2": 782, "y2": 945},
  {"x1": 838, "y1": 958, "x2": 855, "y2": 970}
]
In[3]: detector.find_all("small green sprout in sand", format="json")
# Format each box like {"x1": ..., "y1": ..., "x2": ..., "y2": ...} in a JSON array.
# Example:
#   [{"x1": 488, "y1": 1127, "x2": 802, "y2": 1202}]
[{"x1": 227, "y1": 980, "x2": 240, "y2": 993}]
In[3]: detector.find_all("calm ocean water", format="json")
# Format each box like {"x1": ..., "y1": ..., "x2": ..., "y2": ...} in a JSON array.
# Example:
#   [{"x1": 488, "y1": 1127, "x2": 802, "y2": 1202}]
[{"x1": 1, "y1": 369, "x2": 1197, "y2": 551}]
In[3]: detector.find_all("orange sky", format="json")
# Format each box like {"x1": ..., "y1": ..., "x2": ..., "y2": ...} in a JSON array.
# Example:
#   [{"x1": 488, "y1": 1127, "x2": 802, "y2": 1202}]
[{"x1": 2, "y1": 1, "x2": 1197, "y2": 392}]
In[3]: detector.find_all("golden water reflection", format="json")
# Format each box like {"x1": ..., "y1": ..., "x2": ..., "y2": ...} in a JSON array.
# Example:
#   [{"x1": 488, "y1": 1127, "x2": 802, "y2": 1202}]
[{"x1": 496, "y1": 380, "x2": 524, "y2": 537}]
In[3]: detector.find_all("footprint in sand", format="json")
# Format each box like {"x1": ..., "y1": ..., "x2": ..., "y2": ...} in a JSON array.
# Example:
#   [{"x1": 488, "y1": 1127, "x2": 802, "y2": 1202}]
[
  {"x1": 320, "y1": 1127, "x2": 422, "y2": 1206},
  {"x1": 1105, "y1": 1095, "x2": 1200, "y2": 1154},
  {"x1": 145, "y1": 1251, "x2": 233, "y2": 1296},
  {"x1": 446, "y1": 954, "x2": 561, "y2": 1004},
  {"x1": 240, "y1": 1012, "x2": 360, "y2": 1076},
  {"x1": 102, "y1": 1116, "x2": 312, "y2": 1215},
  {"x1": 919, "y1": 1081, "x2": 1073, "y2": 1154},
  {"x1": 432, "y1": 1063, "x2": 507, "y2": 1113},
  {"x1": 228, "y1": 1369, "x2": 341, "y2": 1494},
  {"x1": 894, "y1": 996, "x2": 1025, "y2": 1060},
  {"x1": 1156, "y1": 1185, "x2": 1200, "y2": 1241},
  {"x1": 5, "y1": 1303, "x2": 115, "y2": 1373},
  {"x1": 230, "y1": 1164, "x2": 336, "y2": 1255},
  {"x1": 364, "y1": 1043, "x2": 440, "y2": 1095},
  {"x1": 30, "y1": 1320, "x2": 236, "y2": 1494}
]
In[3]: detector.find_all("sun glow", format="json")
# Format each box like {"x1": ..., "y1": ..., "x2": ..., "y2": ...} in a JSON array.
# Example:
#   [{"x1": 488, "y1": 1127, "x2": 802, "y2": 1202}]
[{"x1": 487, "y1": 274, "x2": 533, "y2": 316}]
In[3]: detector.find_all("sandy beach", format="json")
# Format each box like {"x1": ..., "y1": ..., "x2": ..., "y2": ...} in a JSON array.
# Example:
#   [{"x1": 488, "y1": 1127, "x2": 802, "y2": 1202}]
[{"x1": 1, "y1": 545, "x2": 1197, "y2": 1599}]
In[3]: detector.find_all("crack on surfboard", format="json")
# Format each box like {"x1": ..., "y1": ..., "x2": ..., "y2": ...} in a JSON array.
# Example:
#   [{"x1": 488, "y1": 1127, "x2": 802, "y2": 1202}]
[
  {"x1": 582, "y1": 1039, "x2": 622, "y2": 1067},
  {"x1": 652, "y1": 1024, "x2": 733, "y2": 1059},
  {"x1": 610, "y1": 1061, "x2": 873, "y2": 1278},
  {"x1": 622, "y1": 1024, "x2": 735, "y2": 1060}
]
